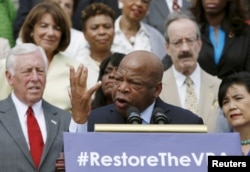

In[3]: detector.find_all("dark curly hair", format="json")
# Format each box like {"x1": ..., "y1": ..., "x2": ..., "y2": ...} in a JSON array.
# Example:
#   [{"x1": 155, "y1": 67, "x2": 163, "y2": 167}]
[{"x1": 81, "y1": 2, "x2": 115, "y2": 32}]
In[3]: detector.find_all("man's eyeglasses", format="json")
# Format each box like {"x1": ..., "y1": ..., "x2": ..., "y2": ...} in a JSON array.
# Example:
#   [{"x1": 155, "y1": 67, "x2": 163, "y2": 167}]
[{"x1": 169, "y1": 37, "x2": 198, "y2": 48}]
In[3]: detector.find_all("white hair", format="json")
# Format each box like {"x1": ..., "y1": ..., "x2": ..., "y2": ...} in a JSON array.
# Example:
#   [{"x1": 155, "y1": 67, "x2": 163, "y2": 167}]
[{"x1": 6, "y1": 43, "x2": 48, "y2": 75}]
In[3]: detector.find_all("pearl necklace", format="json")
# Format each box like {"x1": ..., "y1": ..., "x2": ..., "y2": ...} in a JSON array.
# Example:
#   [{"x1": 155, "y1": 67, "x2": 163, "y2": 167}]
[
  {"x1": 129, "y1": 36, "x2": 135, "y2": 45},
  {"x1": 241, "y1": 139, "x2": 250, "y2": 145}
]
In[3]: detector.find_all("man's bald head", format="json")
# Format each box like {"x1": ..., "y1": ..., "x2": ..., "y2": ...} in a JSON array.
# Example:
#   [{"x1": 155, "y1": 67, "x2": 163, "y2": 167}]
[
  {"x1": 112, "y1": 50, "x2": 164, "y2": 115},
  {"x1": 119, "y1": 50, "x2": 164, "y2": 84}
]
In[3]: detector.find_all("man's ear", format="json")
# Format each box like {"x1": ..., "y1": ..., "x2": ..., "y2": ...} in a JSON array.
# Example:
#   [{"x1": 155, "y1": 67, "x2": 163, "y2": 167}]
[
  {"x1": 165, "y1": 42, "x2": 171, "y2": 56},
  {"x1": 5, "y1": 71, "x2": 14, "y2": 86},
  {"x1": 154, "y1": 81, "x2": 162, "y2": 98}
]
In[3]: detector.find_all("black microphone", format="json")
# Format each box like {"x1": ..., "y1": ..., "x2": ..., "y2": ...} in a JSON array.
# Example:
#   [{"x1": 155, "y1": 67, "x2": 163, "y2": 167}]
[
  {"x1": 152, "y1": 107, "x2": 168, "y2": 124},
  {"x1": 127, "y1": 106, "x2": 142, "y2": 124}
]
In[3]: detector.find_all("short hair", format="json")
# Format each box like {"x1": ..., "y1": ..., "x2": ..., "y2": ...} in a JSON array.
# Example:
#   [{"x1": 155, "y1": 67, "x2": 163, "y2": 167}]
[
  {"x1": 20, "y1": 1, "x2": 71, "y2": 53},
  {"x1": 81, "y1": 2, "x2": 115, "y2": 32},
  {"x1": 6, "y1": 43, "x2": 48, "y2": 75},
  {"x1": 218, "y1": 71, "x2": 250, "y2": 107},
  {"x1": 164, "y1": 11, "x2": 201, "y2": 43}
]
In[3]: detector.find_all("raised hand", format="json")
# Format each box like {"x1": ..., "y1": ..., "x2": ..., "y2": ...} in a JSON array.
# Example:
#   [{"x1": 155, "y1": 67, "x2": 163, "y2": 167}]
[{"x1": 69, "y1": 64, "x2": 101, "y2": 124}]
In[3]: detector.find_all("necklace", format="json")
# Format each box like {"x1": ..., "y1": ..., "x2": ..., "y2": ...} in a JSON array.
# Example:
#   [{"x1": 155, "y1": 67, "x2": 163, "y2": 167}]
[
  {"x1": 241, "y1": 139, "x2": 250, "y2": 145},
  {"x1": 129, "y1": 36, "x2": 135, "y2": 45}
]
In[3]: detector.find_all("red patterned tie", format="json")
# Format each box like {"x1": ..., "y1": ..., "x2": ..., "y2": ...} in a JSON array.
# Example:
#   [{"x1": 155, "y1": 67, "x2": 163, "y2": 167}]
[
  {"x1": 173, "y1": 0, "x2": 181, "y2": 11},
  {"x1": 27, "y1": 107, "x2": 44, "y2": 169}
]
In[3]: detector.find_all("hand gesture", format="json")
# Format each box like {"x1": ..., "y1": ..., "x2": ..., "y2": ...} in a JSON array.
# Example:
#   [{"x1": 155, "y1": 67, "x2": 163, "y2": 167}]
[{"x1": 69, "y1": 64, "x2": 101, "y2": 124}]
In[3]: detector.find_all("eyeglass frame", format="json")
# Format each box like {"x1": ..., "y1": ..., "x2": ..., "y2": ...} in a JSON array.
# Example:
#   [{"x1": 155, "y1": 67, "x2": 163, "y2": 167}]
[{"x1": 168, "y1": 36, "x2": 199, "y2": 48}]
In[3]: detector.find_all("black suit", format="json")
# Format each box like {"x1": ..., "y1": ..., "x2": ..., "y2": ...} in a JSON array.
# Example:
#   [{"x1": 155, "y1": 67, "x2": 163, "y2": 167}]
[
  {"x1": 13, "y1": 0, "x2": 40, "y2": 39},
  {"x1": 198, "y1": 26, "x2": 250, "y2": 79},
  {"x1": 87, "y1": 98, "x2": 203, "y2": 131}
]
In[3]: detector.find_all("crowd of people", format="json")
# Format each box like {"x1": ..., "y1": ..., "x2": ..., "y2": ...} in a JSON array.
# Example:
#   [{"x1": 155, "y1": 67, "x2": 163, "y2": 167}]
[{"x1": 1, "y1": 0, "x2": 250, "y2": 171}]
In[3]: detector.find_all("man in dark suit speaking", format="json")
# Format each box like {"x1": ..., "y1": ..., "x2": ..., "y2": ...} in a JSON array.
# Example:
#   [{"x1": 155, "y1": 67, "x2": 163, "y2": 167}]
[{"x1": 69, "y1": 50, "x2": 203, "y2": 132}]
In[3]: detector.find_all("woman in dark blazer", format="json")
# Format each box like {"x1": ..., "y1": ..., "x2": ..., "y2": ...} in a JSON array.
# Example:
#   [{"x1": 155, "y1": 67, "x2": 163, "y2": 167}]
[{"x1": 190, "y1": 0, "x2": 250, "y2": 79}]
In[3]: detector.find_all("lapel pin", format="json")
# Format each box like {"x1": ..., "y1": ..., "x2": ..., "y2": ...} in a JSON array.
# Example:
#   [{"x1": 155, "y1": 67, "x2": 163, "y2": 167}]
[{"x1": 51, "y1": 120, "x2": 57, "y2": 125}]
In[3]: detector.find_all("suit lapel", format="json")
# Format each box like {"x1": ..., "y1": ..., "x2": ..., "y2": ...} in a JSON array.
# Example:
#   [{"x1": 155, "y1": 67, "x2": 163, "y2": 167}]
[
  {"x1": 182, "y1": 0, "x2": 192, "y2": 9},
  {"x1": 40, "y1": 101, "x2": 60, "y2": 163},
  {"x1": 199, "y1": 71, "x2": 218, "y2": 123},
  {"x1": 0, "y1": 97, "x2": 34, "y2": 165},
  {"x1": 153, "y1": 98, "x2": 171, "y2": 123},
  {"x1": 221, "y1": 35, "x2": 237, "y2": 57},
  {"x1": 153, "y1": 0, "x2": 169, "y2": 19},
  {"x1": 106, "y1": 104, "x2": 126, "y2": 123},
  {"x1": 161, "y1": 67, "x2": 182, "y2": 106}
]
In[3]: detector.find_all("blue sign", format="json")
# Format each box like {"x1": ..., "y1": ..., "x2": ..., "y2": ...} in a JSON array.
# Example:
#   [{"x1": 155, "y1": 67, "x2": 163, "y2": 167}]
[{"x1": 63, "y1": 132, "x2": 242, "y2": 172}]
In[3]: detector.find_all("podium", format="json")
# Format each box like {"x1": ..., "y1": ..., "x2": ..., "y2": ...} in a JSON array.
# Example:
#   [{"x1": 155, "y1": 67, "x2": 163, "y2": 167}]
[
  {"x1": 57, "y1": 124, "x2": 242, "y2": 172},
  {"x1": 55, "y1": 124, "x2": 207, "y2": 171}
]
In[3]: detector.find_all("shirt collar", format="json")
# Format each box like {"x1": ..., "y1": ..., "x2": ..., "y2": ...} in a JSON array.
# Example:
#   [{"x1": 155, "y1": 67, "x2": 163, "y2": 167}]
[
  {"x1": 11, "y1": 92, "x2": 43, "y2": 118},
  {"x1": 115, "y1": 16, "x2": 150, "y2": 37},
  {"x1": 140, "y1": 101, "x2": 156, "y2": 124},
  {"x1": 172, "y1": 63, "x2": 201, "y2": 86}
]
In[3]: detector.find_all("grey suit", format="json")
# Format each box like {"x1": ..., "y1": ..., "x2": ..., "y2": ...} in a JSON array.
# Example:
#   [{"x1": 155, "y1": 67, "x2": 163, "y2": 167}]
[
  {"x1": 144, "y1": 0, "x2": 193, "y2": 35},
  {"x1": 160, "y1": 66, "x2": 221, "y2": 132},
  {"x1": 0, "y1": 96, "x2": 71, "y2": 172}
]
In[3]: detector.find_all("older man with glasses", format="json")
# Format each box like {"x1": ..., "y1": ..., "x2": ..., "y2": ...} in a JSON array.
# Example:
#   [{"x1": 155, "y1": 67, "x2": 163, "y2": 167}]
[{"x1": 159, "y1": 12, "x2": 221, "y2": 133}]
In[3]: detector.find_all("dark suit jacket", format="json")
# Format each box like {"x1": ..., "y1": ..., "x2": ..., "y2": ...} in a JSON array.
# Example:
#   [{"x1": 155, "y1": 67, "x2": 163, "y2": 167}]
[
  {"x1": 198, "y1": 26, "x2": 250, "y2": 79},
  {"x1": 87, "y1": 98, "x2": 203, "y2": 131},
  {"x1": 71, "y1": 0, "x2": 93, "y2": 31},
  {"x1": 143, "y1": 0, "x2": 192, "y2": 35},
  {"x1": 13, "y1": 0, "x2": 40, "y2": 39},
  {"x1": 0, "y1": 96, "x2": 71, "y2": 172}
]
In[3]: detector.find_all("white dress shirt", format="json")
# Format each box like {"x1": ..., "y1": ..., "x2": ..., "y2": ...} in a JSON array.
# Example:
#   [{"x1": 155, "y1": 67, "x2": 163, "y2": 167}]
[
  {"x1": 111, "y1": 16, "x2": 151, "y2": 54},
  {"x1": 11, "y1": 92, "x2": 47, "y2": 148}
]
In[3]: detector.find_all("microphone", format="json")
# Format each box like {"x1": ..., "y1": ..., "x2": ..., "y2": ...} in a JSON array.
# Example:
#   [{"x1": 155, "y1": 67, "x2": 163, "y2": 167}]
[
  {"x1": 152, "y1": 107, "x2": 168, "y2": 124},
  {"x1": 127, "y1": 106, "x2": 142, "y2": 124}
]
